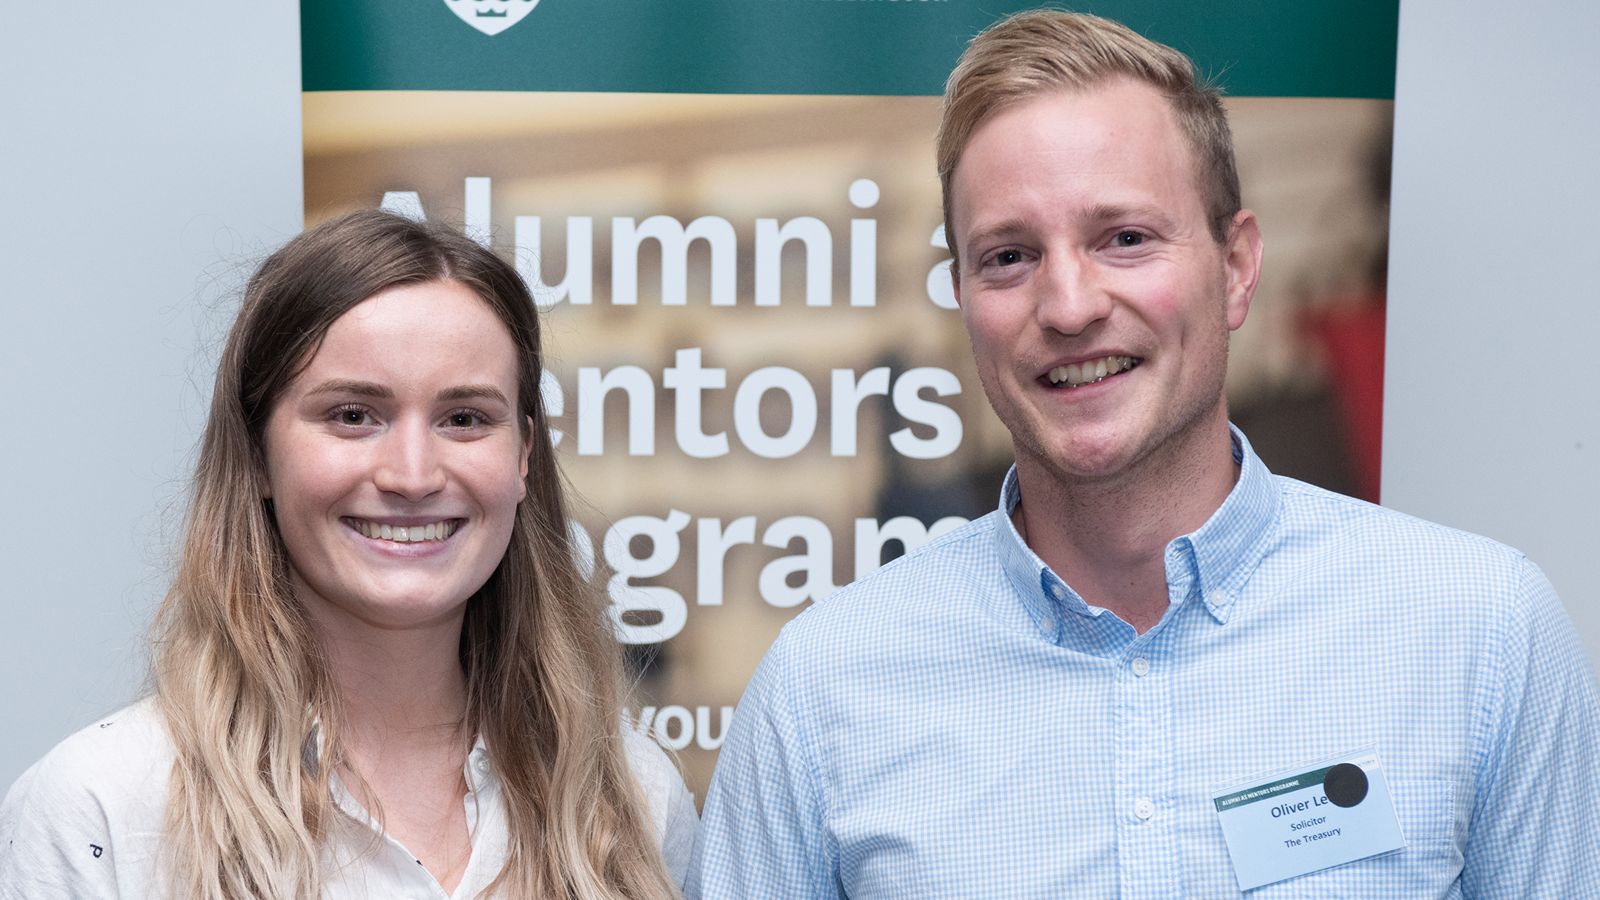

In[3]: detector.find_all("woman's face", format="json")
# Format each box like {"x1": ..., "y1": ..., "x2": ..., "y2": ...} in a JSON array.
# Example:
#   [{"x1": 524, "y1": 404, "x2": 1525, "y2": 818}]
[{"x1": 261, "y1": 279, "x2": 531, "y2": 635}]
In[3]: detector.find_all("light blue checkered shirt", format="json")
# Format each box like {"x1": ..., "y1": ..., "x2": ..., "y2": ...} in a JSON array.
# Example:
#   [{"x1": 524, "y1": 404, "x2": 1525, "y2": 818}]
[{"x1": 688, "y1": 429, "x2": 1600, "y2": 898}]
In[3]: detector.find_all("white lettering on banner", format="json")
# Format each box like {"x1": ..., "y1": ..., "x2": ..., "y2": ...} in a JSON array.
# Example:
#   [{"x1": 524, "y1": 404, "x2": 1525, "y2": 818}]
[
  {"x1": 758, "y1": 516, "x2": 837, "y2": 608},
  {"x1": 516, "y1": 214, "x2": 592, "y2": 307},
  {"x1": 631, "y1": 706, "x2": 734, "y2": 751},
  {"x1": 603, "y1": 511, "x2": 693, "y2": 645},
  {"x1": 696, "y1": 517, "x2": 756, "y2": 606},
  {"x1": 613, "y1": 215, "x2": 739, "y2": 307},
  {"x1": 539, "y1": 369, "x2": 565, "y2": 448},
  {"x1": 755, "y1": 217, "x2": 832, "y2": 307},
  {"x1": 575, "y1": 366, "x2": 656, "y2": 456},
  {"x1": 848, "y1": 177, "x2": 879, "y2": 307},
  {"x1": 926, "y1": 223, "x2": 958, "y2": 310},
  {"x1": 410, "y1": 177, "x2": 911, "y2": 307},
  {"x1": 464, "y1": 176, "x2": 492, "y2": 247},
  {"x1": 662, "y1": 348, "x2": 729, "y2": 459},
  {"x1": 855, "y1": 516, "x2": 967, "y2": 580},
  {"x1": 831, "y1": 367, "x2": 890, "y2": 456},
  {"x1": 734, "y1": 368, "x2": 819, "y2": 459},
  {"x1": 544, "y1": 353, "x2": 964, "y2": 460},
  {"x1": 890, "y1": 367, "x2": 963, "y2": 459},
  {"x1": 583, "y1": 512, "x2": 969, "y2": 643}
]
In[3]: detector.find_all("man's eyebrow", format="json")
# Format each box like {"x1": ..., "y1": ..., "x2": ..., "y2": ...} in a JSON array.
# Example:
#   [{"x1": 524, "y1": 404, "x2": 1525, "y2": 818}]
[
  {"x1": 1082, "y1": 202, "x2": 1178, "y2": 230},
  {"x1": 961, "y1": 218, "x2": 1029, "y2": 254}
]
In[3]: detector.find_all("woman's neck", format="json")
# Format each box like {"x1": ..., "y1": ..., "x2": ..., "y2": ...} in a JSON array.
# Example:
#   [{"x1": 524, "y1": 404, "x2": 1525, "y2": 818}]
[{"x1": 322, "y1": 624, "x2": 470, "y2": 744}]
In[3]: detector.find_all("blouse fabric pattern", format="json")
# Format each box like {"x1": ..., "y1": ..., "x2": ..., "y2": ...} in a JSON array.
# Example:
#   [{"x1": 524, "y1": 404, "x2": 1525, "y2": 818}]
[{"x1": 0, "y1": 699, "x2": 697, "y2": 899}]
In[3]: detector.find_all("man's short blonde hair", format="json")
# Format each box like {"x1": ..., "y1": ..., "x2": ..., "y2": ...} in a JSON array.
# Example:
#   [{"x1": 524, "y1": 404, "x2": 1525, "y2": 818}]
[{"x1": 937, "y1": 9, "x2": 1241, "y2": 259}]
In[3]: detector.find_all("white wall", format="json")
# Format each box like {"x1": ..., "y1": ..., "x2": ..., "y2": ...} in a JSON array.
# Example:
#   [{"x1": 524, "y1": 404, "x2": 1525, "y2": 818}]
[
  {"x1": 1385, "y1": 0, "x2": 1599, "y2": 661},
  {"x1": 0, "y1": 5, "x2": 303, "y2": 785}
]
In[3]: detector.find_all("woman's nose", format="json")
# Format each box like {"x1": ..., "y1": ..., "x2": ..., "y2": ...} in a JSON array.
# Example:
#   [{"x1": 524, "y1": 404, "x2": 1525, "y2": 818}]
[{"x1": 372, "y1": 421, "x2": 446, "y2": 500}]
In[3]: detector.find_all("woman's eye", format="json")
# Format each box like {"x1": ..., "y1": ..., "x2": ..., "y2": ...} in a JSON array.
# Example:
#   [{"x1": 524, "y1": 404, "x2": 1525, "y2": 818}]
[
  {"x1": 445, "y1": 410, "x2": 486, "y2": 429},
  {"x1": 332, "y1": 406, "x2": 372, "y2": 427}
]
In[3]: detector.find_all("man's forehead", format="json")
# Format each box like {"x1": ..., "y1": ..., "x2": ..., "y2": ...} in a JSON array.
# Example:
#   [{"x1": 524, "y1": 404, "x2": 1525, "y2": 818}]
[{"x1": 949, "y1": 81, "x2": 1204, "y2": 236}]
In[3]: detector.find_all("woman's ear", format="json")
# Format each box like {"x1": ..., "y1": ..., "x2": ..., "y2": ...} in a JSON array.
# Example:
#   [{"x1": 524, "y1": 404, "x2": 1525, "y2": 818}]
[{"x1": 519, "y1": 415, "x2": 535, "y2": 499}]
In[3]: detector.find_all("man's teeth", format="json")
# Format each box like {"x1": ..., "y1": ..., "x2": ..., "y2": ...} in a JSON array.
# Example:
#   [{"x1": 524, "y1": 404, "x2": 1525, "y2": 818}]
[
  {"x1": 350, "y1": 519, "x2": 458, "y2": 543},
  {"x1": 1047, "y1": 355, "x2": 1139, "y2": 388}
]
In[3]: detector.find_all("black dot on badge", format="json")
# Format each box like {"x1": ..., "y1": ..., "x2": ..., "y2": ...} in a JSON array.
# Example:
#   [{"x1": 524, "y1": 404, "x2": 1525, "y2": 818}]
[{"x1": 1323, "y1": 763, "x2": 1369, "y2": 808}]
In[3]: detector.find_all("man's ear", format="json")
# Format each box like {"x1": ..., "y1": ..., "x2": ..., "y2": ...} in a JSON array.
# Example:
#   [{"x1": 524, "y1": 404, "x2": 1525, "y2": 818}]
[{"x1": 1223, "y1": 209, "x2": 1264, "y2": 331}]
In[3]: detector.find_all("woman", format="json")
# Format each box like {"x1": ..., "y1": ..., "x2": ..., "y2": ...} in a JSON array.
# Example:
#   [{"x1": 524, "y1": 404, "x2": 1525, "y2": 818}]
[{"x1": 0, "y1": 210, "x2": 696, "y2": 898}]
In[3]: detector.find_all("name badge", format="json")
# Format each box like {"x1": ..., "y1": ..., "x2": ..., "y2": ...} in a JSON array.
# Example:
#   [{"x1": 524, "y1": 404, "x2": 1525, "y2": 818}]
[{"x1": 1211, "y1": 746, "x2": 1405, "y2": 891}]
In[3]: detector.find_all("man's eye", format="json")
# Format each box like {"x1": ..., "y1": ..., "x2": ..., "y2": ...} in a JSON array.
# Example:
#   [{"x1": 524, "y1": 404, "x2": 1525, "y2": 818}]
[
  {"x1": 992, "y1": 249, "x2": 1025, "y2": 266},
  {"x1": 1113, "y1": 231, "x2": 1145, "y2": 248}
]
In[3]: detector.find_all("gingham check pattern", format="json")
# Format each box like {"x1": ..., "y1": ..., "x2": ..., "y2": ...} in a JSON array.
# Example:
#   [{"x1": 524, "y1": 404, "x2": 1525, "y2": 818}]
[{"x1": 688, "y1": 429, "x2": 1600, "y2": 899}]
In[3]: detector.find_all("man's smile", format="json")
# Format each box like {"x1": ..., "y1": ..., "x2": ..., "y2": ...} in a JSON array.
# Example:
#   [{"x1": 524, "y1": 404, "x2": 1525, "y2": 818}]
[{"x1": 1042, "y1": 355, "x2": 1142, "y2": 388}]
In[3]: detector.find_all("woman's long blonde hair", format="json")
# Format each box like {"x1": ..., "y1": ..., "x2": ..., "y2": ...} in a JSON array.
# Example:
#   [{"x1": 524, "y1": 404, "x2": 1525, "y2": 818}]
[{"x1": 151, "y1": 210, "x2": 679, "y2": 898}]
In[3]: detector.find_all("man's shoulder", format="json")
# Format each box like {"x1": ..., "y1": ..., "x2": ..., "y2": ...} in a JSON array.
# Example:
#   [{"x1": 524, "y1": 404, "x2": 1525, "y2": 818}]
[
  {"x1": 1273, "y1": 474, "x2": 1528, "y2": 573},
  {"x1": 1263, "y1": 474, "x2": 1560, "y2": 645},
  {"x1": 782, "y1": 511, "x2": 1003, "y2": 634}
]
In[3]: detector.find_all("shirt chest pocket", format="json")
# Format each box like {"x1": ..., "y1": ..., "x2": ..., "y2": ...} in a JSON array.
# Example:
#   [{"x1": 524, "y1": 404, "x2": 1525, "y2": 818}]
[{"x1": 1245, "y1": 780, "x2": 1461, "y2": 898}]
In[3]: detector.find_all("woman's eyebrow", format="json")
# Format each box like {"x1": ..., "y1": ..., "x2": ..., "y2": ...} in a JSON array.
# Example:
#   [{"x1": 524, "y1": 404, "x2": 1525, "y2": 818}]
[
  {"x1": 437, "y1": 384, "x2": 511, "y2": 406},
  {"x1": 304, "y1": 379, "x2": 391, "y2": 399},
  {"x1": 301, "y1": 381, "x2": 509, "y2": 406}
]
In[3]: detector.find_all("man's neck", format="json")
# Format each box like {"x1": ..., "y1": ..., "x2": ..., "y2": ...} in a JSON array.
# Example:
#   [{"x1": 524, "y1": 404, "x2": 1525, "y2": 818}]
[{"x1": 1013, "y1": 420, "x2": 1239, "y2": 634}]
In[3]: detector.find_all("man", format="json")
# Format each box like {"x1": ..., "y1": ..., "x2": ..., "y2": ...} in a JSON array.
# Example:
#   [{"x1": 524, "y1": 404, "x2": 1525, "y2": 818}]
[{"x1": 688, "y1": 10, "x2": 1599, "y2": 898}]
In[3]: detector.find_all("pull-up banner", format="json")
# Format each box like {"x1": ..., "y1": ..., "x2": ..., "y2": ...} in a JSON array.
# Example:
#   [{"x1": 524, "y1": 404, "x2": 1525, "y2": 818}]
[{"x1": 302, "y1": 1, "x2": 1399, "y2": 794}]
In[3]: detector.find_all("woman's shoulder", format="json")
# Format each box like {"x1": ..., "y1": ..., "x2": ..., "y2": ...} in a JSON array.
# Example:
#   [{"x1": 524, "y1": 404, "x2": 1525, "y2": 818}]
[
  {"x1": 620, "y1": 722, "x2": 699, "y2": 885},
  {"x1": 0, "y1": 698, "x2": 173, "y2": 899},
  {"x1": 4, "y1": 698, "x2": 174, "y2": 808}
]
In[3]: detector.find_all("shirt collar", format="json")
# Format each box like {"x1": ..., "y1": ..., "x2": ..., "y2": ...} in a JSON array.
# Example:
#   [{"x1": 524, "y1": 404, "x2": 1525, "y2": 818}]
[{"x1": 994, "y1": 424, "x2": 1280, "y2": 638}]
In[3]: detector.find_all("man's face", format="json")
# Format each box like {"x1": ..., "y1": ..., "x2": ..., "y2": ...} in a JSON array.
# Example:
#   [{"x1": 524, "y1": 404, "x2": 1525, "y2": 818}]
[{"x1": 950, "y1": 78, "x2": 1261, "y2": 485}]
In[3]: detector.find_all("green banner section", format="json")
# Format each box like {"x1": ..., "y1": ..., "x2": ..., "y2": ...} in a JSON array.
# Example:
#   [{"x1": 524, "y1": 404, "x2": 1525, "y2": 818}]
[
  {"x1": 1214, "y1": 766, "x2": 1335, "y2": 812},
  {"x1": 302, "y1": 1, "x2": 1398, "y2": 99}
]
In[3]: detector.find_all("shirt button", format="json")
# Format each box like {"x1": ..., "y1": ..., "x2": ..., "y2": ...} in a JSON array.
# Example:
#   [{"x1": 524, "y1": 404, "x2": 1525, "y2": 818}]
[
  {"x1": 1039, "y1": 617, "x2": 1054, "y2": 634},
  {"x1": 1131, "y1": 657, "x2": 1150, "y2": 677},
  {"x1": 1134, "y1": 798, "x2": 1155, "y2": 821},
  {"x1": 1049, "y1": 583, "x2": 1066, "y2": 601}
]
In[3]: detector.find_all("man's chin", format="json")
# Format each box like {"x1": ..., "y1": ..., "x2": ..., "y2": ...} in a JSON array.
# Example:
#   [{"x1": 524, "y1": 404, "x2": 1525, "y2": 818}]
[{"x1": 1019, "y1": 434, "x2": 1143, "y2": 485}]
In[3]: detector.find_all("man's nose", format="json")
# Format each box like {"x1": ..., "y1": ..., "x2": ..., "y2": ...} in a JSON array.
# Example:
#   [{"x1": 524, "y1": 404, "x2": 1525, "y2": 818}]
[
  {"x1": 373, "y1": 420, "x2": 446, "y2": 500},
  {"x1": 1032, "y1": 251, "x2": 1113, "y2": 335}
]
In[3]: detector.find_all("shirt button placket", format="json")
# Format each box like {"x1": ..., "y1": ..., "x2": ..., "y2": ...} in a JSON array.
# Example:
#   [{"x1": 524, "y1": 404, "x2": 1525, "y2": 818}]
[{"x1": 1116, "y1": 635, "x2": 1180, "y2": 897}]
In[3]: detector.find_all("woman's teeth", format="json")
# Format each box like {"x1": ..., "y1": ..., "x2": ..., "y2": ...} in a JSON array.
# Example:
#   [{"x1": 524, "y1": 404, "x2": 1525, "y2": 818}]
[
  {"x1": 1047, "y1": 355, "x2": 1139, "y2": 388},
  {"x1": 348, "y1": 519, "x2": 458, "y2": 543}
]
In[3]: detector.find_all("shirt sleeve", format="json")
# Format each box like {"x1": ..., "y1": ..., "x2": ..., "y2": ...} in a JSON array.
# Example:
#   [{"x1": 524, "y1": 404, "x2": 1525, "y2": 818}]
[
  {"x1": 0, "y1": 752, "x2": 124, "y2": 900},
  {"x1": 620, "y1": 719, "x2": 700, "y2": 889},
  {"x1": 1459, "y1": 558, "x2": 1600, "y2": 897},
  {"x1": 658, "y1": 758, "x2": 699, "y2": 888},
  {"x1": 686, "y1": 634, "x2": 839, "y2": 900}
]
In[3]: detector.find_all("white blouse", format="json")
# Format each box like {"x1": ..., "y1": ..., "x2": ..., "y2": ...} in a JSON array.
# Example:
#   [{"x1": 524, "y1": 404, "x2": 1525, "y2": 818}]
[{"x1": 0, "y1": 699, "x2": 697, "y2": 899}]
